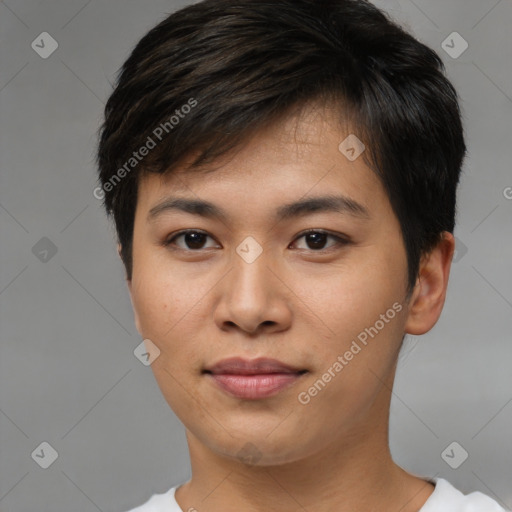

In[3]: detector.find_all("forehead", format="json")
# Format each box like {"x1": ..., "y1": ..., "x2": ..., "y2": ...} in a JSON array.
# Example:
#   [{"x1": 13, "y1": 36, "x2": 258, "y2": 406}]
[{"x1": 135, "y1": 102, "x2": 386, "y2": 218}]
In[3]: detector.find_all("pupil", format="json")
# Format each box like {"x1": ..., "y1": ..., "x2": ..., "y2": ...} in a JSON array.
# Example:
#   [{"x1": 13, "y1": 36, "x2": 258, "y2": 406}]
[
  {"x1": 186, "y1": 233, "x2": 205, "y2": 249},
  {"x1": 307, "y1": 233, "x2": 326, "y2": 249}
]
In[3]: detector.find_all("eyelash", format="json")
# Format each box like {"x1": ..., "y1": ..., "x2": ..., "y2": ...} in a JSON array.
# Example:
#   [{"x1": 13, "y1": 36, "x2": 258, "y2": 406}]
[{"x1": 162, "y1": 229, "x2": 350, "y2": 253}]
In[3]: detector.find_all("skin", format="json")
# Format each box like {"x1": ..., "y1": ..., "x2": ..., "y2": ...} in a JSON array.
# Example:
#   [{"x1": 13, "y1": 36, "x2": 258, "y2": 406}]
[{"x1": 124, "y1": 102, "x2": 455, "y2": 512}]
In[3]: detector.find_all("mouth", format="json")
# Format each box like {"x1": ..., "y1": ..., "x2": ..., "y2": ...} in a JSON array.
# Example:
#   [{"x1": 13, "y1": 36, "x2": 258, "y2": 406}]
[{"x1": 203, "y1": 357, "x2": 308, "y2": 400}]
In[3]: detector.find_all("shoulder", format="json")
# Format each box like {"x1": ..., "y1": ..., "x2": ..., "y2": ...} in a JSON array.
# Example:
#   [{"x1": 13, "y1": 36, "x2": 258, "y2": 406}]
[
  {"x1": 420, "y1": 478, "x2": 509, "y2": 512},
  {"x1": 123, "y1": 486, "x2": 180, "y2": 512}
]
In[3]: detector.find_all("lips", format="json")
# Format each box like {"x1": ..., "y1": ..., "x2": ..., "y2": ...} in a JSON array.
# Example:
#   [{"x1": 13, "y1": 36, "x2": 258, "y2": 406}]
[
  {"x1": 204, "y1": 357, "x2": 307, "y2": 375},
  {"x1": 203, "y1": 357, "x2": 308, "y2": 399}
]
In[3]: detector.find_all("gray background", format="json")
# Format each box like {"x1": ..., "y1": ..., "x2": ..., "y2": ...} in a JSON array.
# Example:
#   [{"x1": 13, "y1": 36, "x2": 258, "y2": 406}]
[{"x1": 1, "y1": 0, "x2": 511, "y2": 511}]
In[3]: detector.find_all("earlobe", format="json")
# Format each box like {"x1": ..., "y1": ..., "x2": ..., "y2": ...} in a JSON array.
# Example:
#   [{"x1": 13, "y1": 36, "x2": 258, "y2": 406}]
[
  {"x1": 117, "y1": 242, "x2": 130, "y2": 282},
  {"x1": 132, "y1": 302, "x2": 142, "y2": 338},
  {"x1": 126, "y1": 278, "x2": 143, "y2": 336},
  {"x1": 117, "y1": 243, "x2": 125, "y2": 273},
  {"x1": 404, "y1": 232, "x2": 455, "y2": 335},
  {"x1": 118, "y1": 242, "x2": 142, "y2": 336}
]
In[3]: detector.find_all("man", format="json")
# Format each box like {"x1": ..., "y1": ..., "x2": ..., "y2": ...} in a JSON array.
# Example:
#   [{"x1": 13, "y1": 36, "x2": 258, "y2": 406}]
[{"x1": 96, "y1": 1, "x2": 508, "y2": 510}]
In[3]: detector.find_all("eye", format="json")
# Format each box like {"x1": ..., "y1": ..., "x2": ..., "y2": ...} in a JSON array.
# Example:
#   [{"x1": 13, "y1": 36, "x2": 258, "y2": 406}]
[
  {"x1": 290, "y1": 229, "x2": 349, "y2": 251},
  {"x1": 164, "y1": 230, "x2": 219, "y2": 251}
]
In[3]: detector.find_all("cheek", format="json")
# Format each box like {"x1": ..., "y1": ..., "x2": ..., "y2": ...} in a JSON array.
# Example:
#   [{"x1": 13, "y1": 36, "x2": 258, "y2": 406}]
[
  {"x1": 291, "y1": 249, "x2": 407, "y2": 377},
  {"x1": 130, "y1": 262, "x2": 210, "y2": 365},
  {"x1": 131, "y1": 243, "x2": 179, "y2": 330},
  {"x1": 130, "y1": 261, "x2": 175, "y2": 340},
  {"x1": 301, "y1": 259, "x2": 404, "y2": 335},
  {"x1": 133, "y1": 286, "x2": 181, "y2": 342}
]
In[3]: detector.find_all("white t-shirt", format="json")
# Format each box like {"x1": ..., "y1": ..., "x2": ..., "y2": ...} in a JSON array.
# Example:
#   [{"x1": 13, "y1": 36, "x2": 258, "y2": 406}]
[{"x1": 125, "y1": 477, "x2": 509, "y2": 511}]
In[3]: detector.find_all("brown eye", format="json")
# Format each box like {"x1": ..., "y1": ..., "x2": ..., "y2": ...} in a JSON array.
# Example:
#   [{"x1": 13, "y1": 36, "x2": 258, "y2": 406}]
[
  {"x1": 164, "y1": 230, "x2": 219, "y2": 251},
  {"x1": 291, "y1": 230, "x2": 349, "y2": 251}
]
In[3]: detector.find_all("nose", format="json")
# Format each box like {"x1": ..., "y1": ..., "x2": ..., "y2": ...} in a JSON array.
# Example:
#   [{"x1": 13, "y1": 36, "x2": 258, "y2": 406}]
[{"x1": 213, "y1": 247, "x2": 293, "y2": 335}]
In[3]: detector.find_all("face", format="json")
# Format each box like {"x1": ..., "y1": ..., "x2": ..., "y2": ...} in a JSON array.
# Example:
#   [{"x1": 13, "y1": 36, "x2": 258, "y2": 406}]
[{"x1": 127, "y1": 103, "x2": 416, "y2": 466}]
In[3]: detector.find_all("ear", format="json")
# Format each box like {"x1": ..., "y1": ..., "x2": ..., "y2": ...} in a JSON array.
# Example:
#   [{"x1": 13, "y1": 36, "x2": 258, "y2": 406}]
[
  {"x1": 117, "y1": 242, "x2": 130, "y2": 281},
  {"x1": 404, "y1": 232, "x2": 455, "y2": 335},
  {"x1": 118, "y1": 243, "x2": 142, "y2": 336}
]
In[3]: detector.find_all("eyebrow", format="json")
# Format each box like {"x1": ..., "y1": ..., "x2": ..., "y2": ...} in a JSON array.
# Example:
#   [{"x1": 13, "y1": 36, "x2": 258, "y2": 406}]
[{"x1": 147, "y1": 194, "x2": 370, "y2": 223}]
